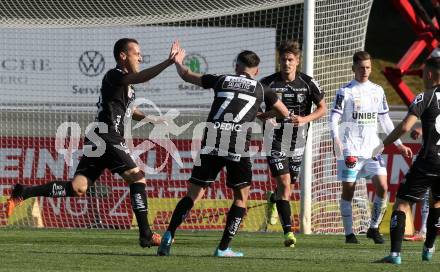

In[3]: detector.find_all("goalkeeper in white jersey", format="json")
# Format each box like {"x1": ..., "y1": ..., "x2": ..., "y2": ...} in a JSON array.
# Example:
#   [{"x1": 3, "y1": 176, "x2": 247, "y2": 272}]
[{"x1": 329, "y1": 51, "x2": 413, "y2": 244}]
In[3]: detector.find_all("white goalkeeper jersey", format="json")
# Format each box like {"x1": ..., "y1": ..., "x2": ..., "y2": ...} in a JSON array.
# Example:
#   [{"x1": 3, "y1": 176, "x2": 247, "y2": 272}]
[{"x1": 331, "y1": 80, "x2": 389, "y2": 158}]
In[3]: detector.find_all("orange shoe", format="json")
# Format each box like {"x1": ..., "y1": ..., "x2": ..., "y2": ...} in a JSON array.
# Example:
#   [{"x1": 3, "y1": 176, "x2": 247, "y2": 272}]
[
  {"x1": 6, "y1": 184, "x2": 25, "y2": 218},
  {"x1": 139, "y1": 232, "x2": 162, "y2": 248},
  {"x1": 404, "y1": 231, "x2": 426, "y2": 242},
  {"x1": 151, "y1": 232, "x2": 162, "y2": 246}
]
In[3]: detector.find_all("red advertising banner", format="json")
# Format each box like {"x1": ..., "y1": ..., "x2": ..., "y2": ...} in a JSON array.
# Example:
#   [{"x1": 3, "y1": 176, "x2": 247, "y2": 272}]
[{"x1": 0, "y1": 136, "x2": 422, "y2": 229}]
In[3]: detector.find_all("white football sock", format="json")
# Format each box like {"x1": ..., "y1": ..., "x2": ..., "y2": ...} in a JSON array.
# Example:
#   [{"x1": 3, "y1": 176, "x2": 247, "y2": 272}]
[{"x1": 340, "y1": 199, "x2": 353, "y2": 235}]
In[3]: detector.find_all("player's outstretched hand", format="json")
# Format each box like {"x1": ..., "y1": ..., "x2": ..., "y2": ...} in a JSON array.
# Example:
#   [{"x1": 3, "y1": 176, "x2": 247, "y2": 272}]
[
  {"x1": 174, "y1": 48, "x2": 185, "y2": 65},
  {"x1": 410, "y1": 127, "x2": 422, "y2": 140},
  {"x1": 397, "y1": 144, "x2": 413, "y2": 158},
  {"x1": 168, "y1": 40, "x2": 180, "y2": 63}
]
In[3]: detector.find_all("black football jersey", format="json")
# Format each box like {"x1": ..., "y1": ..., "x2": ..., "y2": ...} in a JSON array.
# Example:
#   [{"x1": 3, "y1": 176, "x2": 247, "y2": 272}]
[
  {"x1": 96, "y1": 66, "x2": 136, "y2": 138},
  {"x1": 260, "y1": 72, "x2": 324, "y2": 152},
  {"x1": 409, "y1": 86, "x2": 440, "y2": 170},
  {"x1": 200, "y1": 73, "x2": 279, "y2": 159}
]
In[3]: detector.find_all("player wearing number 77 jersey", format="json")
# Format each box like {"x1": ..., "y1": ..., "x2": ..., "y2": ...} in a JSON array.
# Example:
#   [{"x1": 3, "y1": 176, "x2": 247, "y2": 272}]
[{"x1": 157, "y1": 44, "x2": 291, "y2": 257}]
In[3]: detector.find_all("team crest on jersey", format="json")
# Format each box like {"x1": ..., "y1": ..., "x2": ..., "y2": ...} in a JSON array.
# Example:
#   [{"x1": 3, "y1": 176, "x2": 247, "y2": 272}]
[
  {"x1": 372, "y1": 96, "x2": 379, "y2": 104},
  {"x1": 354, "y1": 98, "x2": 362, "y2": 111},
  {"x1": 276, "y1": 92, "x2": 283, "y2": 99},
  {"x1": 297, "y1": 93, "x2": 306, "y2": 103},
  {"x1": 413, "y1": 93, "x2": 424, "y2": 104}
]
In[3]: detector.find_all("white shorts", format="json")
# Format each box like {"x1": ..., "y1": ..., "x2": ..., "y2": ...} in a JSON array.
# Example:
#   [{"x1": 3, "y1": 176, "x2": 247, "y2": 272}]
[{"x1": 337, "y1": 157, "x2": 387, "y2": 182}]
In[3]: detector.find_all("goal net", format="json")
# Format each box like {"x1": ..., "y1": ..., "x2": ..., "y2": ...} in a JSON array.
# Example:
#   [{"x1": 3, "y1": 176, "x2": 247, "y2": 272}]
[{"x1": 0, "y1": 0, "x2": 372, "y2": 234}]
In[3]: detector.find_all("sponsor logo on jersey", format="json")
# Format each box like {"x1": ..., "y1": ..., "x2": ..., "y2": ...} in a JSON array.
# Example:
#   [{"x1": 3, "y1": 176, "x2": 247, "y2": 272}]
[
  {"x1": 270, "y1": 150, "x2": 286, "y2": 158},
  {"x1": 291, "y1": 87, "x2": 307, "y2": 92},
  {"x1": 382, "y1": 95, "x2": 389, "y2": 111},
  {"x1": 213, "y1": 121, "x2": 242, "y2": 132},
  {"x1": 334, "y1": 94, "x2": 344, "y2": 110},
  {"x1": 351, "y1": 112, "x2": 378, "y2": 124},
  {"x1": 274, "y1": 87, "x2": 288, "y2": 93},
  {"x1": 222, "y1": 76, "x2": 256, "y2": 93},
  {"x1": 78, "y1": 50, "x2": 105, "y2": 77},
  {"x1": 200, "y1": 146, "x2": 241, "y2": 162},
  {"x1": 290, "y1": 165, "x2": 301, "y2": 172},
  {"x1": 352, "y1": 112, "x2": 377, "y2": 120},
  {"x1": 413, "y1": 93, "x2": 424, "y2": 104}
]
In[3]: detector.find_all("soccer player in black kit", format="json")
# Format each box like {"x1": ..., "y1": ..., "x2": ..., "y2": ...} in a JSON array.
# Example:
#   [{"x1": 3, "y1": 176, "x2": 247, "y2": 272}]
[
  {"x1": 258, "y1": 40, "x2": 327, "y2": 247},
  {"x1": 6, "y1": 38, "x2": 179, "y2": 248},
  {"x1": 157, "y1": 46, "x2": 291, "y2": 257},
  {"x1": 373, "y1": 57, "x2": 440, "y2": 264}
]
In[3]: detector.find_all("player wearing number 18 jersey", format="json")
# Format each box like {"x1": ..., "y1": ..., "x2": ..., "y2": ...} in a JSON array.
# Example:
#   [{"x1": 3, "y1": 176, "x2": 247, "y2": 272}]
[
  {"x1": 157, "y1": 47, "x2": 290, "y2": 257},
  {"x1": 376, "y1": 57, "x2": 440, "y2": 264},
  {"x1": 258, "y1": 40, "x2": 327, "y2": 247}
]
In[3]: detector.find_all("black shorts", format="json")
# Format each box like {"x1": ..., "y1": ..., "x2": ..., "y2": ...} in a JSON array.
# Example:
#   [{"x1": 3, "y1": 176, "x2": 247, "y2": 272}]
[
  {"x1": 74, "y1": 133, "x2": 137, "y2": 182},
  {"x1": 189, "y1": 154, "x2": 252, "y2": 189},
  {"x1": 396, "y1": 165, "x2": 440, "y2": 203},
  {"x1": 267, "y1": 150, "x2": 302, "y2": 182}
]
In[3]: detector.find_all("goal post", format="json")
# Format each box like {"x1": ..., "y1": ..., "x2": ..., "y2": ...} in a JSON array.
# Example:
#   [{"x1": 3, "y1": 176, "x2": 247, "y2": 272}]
[
  {"x1": 300, "y1": 0, "x2": 314, "y2": 235},
  {"x1": 0, "y1": 0, "x2": 373, "y2": 234}
]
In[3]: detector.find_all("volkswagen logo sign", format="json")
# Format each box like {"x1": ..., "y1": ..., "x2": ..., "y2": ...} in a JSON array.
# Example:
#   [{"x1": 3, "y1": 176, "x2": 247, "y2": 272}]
[{"x1": 78, "y1": 51, "x2": 105, "y2": 77}]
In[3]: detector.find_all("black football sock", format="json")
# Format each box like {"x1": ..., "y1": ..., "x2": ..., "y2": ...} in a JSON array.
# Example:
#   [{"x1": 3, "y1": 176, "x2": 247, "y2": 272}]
[
  {"x1": 424, "y1": 208, "x2": 440, "y2": 249},
  {"x1": 390, "y1": 210, "x2": 406, "y2": 253},
  {"x1": 130, "y1": 183, "x2": 152, "y2": 239},
  {"x1": 167, "y1": 196, "x2": 194, "y2": 238},
  {"x1": 218, "y1": 204, "x2": 246, "y2": 250},
  {"x1": 22, "y1": 180, "x2": 74, "y2": 199},
  {"x1": 276, "y1": 200, "x2": 292, "y2": 234}
]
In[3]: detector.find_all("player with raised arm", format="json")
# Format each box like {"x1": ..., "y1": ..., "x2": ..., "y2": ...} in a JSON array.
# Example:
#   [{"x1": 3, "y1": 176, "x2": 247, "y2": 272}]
[
  {"x1": 258, "y1": 40, "x2": 327, "y2": 247},
  {"x1": 6, "y1": 38, "x2": 179, "y2": 248},
  {"x1": 375, "y1": 57, "x2": 440, "y2": 264},
  {"x1": 329, "y1": 51, "x2": 412, "y2": 244},
  {"x1": 157, "y1": 45, "x2": 291, "y2": 257}
]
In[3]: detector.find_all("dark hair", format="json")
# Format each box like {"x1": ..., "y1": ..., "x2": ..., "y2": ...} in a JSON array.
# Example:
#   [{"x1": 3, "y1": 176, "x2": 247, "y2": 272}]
[
  {"x1": 352, "y1": 51, "x2": 371, "y2": 64},
  {"x1": 277, "y1": 40, "x2": 301, "y2": 56},
  {"x1": 236, "y1": 50, "x2": 260, "y2": 68},
  {"x1": 113, "y1": 38, "x2": 138, "y2": 61},
  {"x1": 425, "y1": 57, "x2": 440, "y2": 70}
]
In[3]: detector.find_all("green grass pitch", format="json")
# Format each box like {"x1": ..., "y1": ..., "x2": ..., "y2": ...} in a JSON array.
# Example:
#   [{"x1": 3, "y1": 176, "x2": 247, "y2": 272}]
[{"x1": 0, "y1": 228, "x2": 437, "y2": 271}]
